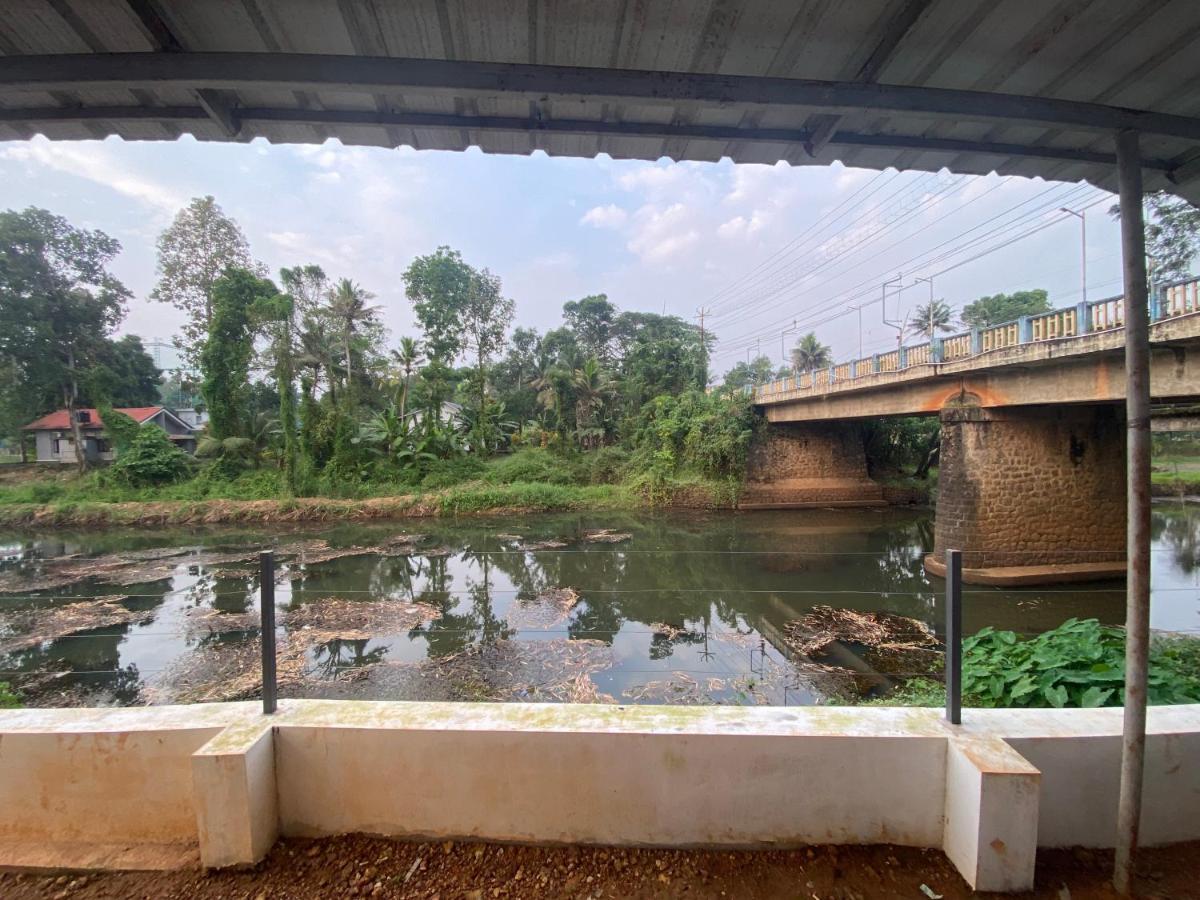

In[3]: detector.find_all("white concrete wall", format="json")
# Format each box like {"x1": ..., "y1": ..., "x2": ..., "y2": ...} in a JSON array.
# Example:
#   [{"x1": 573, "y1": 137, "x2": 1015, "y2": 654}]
[{"x1": 0, "y1": 701, "x2": 1197, "y2": 892}]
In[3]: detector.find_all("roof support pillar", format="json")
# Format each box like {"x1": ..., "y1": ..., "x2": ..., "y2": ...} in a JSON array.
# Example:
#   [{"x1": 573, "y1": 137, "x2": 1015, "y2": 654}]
[{"x1": 1113, "y1": 128, "x2": 1151, "y2": 897}]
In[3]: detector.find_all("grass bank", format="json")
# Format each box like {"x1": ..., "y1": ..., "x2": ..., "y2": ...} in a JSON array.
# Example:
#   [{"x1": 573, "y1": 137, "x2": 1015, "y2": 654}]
[{"x1": 0, "y1": 449, "x2": 746, "y2": 527}]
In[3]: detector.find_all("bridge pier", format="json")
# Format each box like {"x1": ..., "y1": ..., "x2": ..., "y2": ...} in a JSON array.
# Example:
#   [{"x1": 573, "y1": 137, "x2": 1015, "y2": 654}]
[
  {"x1": 740, "y1": 423, "x2": 885, "y2": 509},
  {"x1": 925, "y1": 401, "x2": 1126, "y2": 585}
]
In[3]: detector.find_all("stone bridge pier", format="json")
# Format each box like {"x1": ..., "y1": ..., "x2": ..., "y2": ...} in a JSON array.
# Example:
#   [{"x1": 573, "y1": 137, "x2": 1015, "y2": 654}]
[
  {"x1": 925, "y1": 399, "x2": 1127, "y2": 585},
  {"x1": 740, "y1": 422, "x2": 885, "y2": 509}
]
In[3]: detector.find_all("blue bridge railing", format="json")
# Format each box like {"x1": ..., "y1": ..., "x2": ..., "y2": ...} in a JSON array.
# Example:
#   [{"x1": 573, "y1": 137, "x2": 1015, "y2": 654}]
[{"x1": 754, "y1": 275, "x2": 1200, "y2": 400}]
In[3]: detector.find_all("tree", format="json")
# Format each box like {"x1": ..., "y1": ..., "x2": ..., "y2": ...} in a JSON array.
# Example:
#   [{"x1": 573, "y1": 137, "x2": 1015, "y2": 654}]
[
  {"x1": 462, "y1": 267, "x2": 515, "y2": 428},
  {"x1": 960, "y1": 289, "x2": 1050, "y2": 329},
  {"x1": 403, "y1": 246, "x2": 474, "y2": 362},
  {"x1": 259, "y1": 289, "x2": 300, "y2": 492},
  {"x1": 790, "y1": 333, "x2": 832, "y2": 373},
  {"x1": 0, "y1": 207, "x2": 130, "y2": 471},
  {"x1": 325, "y1": 277, "x2": 380, "y2": 406},
  {"x1": 722, "y1": 355, "x2": 776, "y2": 391},
  {"x1": 150, "y1": 196, "x2": 260, "y2": 364},
  {"x1": 391, "y1": 336, "x2": 423, "y2": 420},
  {"x1": 572, "y1": 358, "x2": 617, "y2": 448},
  {"x1": 200, "y1": 268, "x2": 275, "y2": 441},
  {"x1": 909, "y1": 299, "x2": 954, "y2": 340},
  {"x1": 562, "y1": 294, "x2": 618, "y2": 362},
  {"x1": 279, "y1": 264, "x2": 328, "y2": 317},
  {"x1": 90, "y1": 336, "x2": 162, "y2": 407},
  {"x1": 1110, "y1": 192, "x2": 1200, "y2": 283}
]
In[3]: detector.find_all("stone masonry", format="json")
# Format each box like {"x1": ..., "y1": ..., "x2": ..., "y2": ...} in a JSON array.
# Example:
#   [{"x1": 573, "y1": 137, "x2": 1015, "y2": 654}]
[
  {"x1": 931, "y1": 401, "x2": 1126, "y2": 571},
  {"x1": 740, "y1": 422, "x2": 885, "y2": 508}
]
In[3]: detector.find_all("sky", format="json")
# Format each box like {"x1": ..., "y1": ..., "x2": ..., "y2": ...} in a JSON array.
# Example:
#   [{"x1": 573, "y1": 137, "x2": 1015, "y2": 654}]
[{"x1": 0, "y1": 134, "x2": 1126, "y2": 378}]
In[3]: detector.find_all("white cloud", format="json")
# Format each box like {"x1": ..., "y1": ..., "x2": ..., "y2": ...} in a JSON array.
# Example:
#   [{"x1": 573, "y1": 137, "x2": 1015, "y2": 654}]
[
  {"x1": 580, "y1": 204, "x2": 627, "y2": 228},
  {"x1": 1, "y1": 137, "x2": 187, "y2": 214},
  {"x1": 626, "y1": 203, "x2": 700, "y2": 263}
]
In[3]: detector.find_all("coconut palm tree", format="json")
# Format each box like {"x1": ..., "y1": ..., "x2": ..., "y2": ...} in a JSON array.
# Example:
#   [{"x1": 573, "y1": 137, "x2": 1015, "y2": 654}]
[
  {"x1": 325, "y1": 278, "x2": 380, "y2": 402},
  {"x1": 298, "y1": 313, "x2": 341, "y2": 402},
  {"x1": 909, "y1": 299, "x2": 954, "y2": 339},
  {"x1": 390, "y1": 336, "x2": 424, "y2": 421},
  {"x1": 790, "y1": 332, "x2": 833, "y2": 373},
  {"x1": 529, "y1": 356, "x2": 567, "y2": 428},
  {"x1": 572, "y1": 358, "x2": 617, "y2": 449}
]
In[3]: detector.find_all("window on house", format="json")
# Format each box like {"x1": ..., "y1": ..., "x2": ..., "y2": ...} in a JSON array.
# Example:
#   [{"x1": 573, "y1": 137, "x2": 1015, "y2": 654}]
[
  {"x1": 51, "y1": 438, "x2": 61, "y2": 455},
  {"x1": 76, "y1": 411, "x2": 91, "y2": 424},
  {"x1": 95, "y1": 439, "x2": 110, "y2": 453}
]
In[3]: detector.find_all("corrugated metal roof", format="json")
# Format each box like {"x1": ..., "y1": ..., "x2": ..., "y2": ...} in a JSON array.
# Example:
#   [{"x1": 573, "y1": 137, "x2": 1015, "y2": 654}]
[{"x1": 1, "y1": 0, "x2": 1198, "y2": 202}]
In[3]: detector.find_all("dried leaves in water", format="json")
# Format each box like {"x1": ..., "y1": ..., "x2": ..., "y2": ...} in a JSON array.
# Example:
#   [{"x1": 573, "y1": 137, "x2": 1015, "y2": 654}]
[
  {"x1": 581, "y1": 529, "x2": 632, "y2": 544},
  {"x1": 504, "y1": 587, "x2": 581, "y2": 630},
  {"x1": 286, "y1": 598, "x2": 442, "y2": 642},
  {"x1": 782, "y1": 606, "x2": 939, "y2": 657},
  {"x1": 143, "y1": 636, "x2": 308, "y2": 705},
  {"x1": 0, "y1": 597, "x2": 147, "y2": 653},
  {"x1": 518, "y1": 539, "x2": 569, "y2": 551}
]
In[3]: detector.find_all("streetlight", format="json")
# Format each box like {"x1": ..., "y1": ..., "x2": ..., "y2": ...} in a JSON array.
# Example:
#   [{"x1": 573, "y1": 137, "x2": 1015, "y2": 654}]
[
  {"x1": 781, "y1": 319, "x2": 798, "y2": 366},
  {"x1": 1060, "y1": 207, "x2": 1087, "y2": 304}
]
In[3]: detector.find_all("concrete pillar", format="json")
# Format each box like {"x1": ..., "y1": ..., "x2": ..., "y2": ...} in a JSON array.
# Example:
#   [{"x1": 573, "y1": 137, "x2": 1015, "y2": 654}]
[
  {"x1": 926, "y1": 400, "x2": 1126, "y2": 584},
  {"x1": 740, "y1": 423, "x2": 885, "y2": 509},
  {"x1": 191, "y1": 721, "x2": 279, "y2": 868},
  {"x1": 943, "y1": 737, "x2": 1040, "y2": 892}
]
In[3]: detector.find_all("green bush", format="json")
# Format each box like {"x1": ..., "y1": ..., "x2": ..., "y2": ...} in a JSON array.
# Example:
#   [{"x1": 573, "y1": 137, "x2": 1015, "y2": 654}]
[
  {"x1": 580, "y1": 445, "x2": 631, "y2": 484},
  {"x1": 962, "y1": 618, "x2": 1200, "y2": 708},
  {"x1": 109, "y1": 425, "x2": 191, "y2": 486},
  {"x1": 419, "y1": 456, "x2": 487, "y2": 490},
  {"x1": 631, "y1": 390, "x2": 756, "y2": 480},
  {"x1": 0, "y1": 681, "x2": 19, "y2": 708},
  {"x1": 484, "y1": 448, "x2": 580, "y2": 486}
]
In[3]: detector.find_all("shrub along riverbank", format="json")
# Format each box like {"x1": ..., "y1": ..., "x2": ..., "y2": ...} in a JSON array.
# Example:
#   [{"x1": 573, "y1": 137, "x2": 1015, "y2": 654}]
[{"x1": 0, "y1": 447, "x2": 744, "y2": 527}]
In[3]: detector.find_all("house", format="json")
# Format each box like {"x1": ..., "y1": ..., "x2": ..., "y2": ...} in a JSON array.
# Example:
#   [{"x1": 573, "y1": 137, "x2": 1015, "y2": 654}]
[{"x1": 22, "y1": 407, "x2": 198, "y2": 464}]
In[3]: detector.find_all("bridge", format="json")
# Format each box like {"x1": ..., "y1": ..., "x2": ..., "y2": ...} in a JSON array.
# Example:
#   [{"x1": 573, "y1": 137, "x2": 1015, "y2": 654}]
[{"x1": 746, "y1": 278, "x2": 1200, "y2": 585}]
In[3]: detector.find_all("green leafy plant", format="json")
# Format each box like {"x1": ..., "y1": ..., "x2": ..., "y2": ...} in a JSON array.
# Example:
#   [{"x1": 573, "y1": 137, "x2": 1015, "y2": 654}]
[
  {"x1": 0, "y1": 681, "x2": 20, "y2": 708},
  {"x1": 108, "y1": 425, "x2": 191, "y2": 486},
  {"x1": 961, "y1": 618, "x2": 1200, "y2": 708}
]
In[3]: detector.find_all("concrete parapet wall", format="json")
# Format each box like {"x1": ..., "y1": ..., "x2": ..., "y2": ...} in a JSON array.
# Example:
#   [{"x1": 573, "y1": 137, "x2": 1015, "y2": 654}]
[{"x1": 1, "y1": 701, "x2": 1198, "y2": 893}]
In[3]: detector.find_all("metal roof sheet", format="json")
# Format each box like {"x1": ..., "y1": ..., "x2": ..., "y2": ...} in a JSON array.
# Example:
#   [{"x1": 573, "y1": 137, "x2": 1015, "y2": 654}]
[{"x1": 0, "y1": 0, "x2": 1198, "y2": 202}]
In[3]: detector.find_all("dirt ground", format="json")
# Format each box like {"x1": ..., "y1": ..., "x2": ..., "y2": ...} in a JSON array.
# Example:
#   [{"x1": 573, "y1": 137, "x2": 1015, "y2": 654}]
[{"x1": 1, "y1": 836, "x2": 1196, "y2": 900}]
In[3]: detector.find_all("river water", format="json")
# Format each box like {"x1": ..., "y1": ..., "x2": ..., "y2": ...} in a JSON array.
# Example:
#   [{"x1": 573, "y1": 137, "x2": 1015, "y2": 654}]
[{"x1": 1, "y1": 504, "x2": 1198, "y2": 708}]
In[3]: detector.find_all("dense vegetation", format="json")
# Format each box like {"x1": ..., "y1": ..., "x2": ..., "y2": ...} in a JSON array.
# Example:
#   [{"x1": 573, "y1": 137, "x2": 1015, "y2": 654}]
[
  {"x1": 0, "y1": 199, "x2": 764, "y2": 510},
  {"x1": 867, "y1": 618, "x2": 1200, "y2": 709}
]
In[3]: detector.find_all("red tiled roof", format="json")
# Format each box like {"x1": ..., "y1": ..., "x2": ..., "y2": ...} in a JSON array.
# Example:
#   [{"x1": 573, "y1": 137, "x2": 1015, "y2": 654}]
[{"x1": 23, "y1": 407, "x2": 163, "y2": 430}]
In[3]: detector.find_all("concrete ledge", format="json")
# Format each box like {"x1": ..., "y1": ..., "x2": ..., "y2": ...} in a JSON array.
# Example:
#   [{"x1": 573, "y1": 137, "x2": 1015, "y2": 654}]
[
  {"x1": 1, "y1": 702, "x2": 1198, "y2": 893},
  {"x1": 739, "y1": 499, "x2": 889, "y2": 509},
  {"x1": 924, "y1": 555, "x2": 1126, "y2": 585},
  {"x1": 943, "y1": 737, "x2": 1040, "y2": 892},
  {"x1": 192, "y1": 719, "x2": 278, "y2": 868}
]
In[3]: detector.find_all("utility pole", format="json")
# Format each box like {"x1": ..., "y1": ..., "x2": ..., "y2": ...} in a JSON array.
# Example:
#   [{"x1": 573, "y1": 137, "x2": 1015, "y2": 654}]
[
  {"x1": 849, "y1": 304, "x2": 864, "y2": 359},
  {"x1": 1061, "y1": 207, "x2": 1087, "y2": 304},
  {"x1": 1113, "y1": 129, "x2": 1151, "y2": 897},
  {"x1": 695, "y1": 306, "x2": 711, "y2": 372},
  {"x1": 781, "y1": 318, "x2": 798, "y2": 366},
  {"x1": 914, "y1": 275, "x2": 935, "y2": 341},
  {"x1": 881, "y1": 275, "x2": 904, "y2": 354}
]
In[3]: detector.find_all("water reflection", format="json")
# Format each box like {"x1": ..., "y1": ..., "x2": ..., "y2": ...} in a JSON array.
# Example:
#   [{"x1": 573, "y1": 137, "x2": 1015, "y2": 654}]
[{"x1": 1, "y1": 504, "x2": 1197, "y2": 707}]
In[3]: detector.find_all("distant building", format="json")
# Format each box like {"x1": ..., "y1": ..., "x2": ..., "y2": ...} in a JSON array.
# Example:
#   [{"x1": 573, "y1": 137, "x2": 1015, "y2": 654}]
[
  {"x1": 174, "y1": 407, "x2": 209, "y2": 430},
  {"x1": 22, "y1": 407, "x2": 197, "y2": 464}
]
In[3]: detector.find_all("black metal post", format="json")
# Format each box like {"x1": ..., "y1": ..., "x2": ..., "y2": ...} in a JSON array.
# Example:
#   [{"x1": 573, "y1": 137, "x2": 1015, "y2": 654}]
[
  {"x1": 945, "y1": 548, "x2": 962, "y2": 725},
  {"x1": 260, "y1": 550, "x2": 277, "y2": 715}
]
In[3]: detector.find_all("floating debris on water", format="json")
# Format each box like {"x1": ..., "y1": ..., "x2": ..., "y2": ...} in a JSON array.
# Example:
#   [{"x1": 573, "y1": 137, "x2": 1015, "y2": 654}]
[
  {"x1": 519, "y1": 539, "x2": 570, "y2": 551},
  {"x1": 286, "y1": 598, "x2": 442, "y2": 641},
  {"x1": 782, "y1": 606, "x2": 939, "y2": 657},
  {"x1": 505, "y1": 587, "x2": 581, "y2": 630},
  {"x1": 581, "y1": 529, "x2": 632, "y2": 544},
  {"x1": 0, "y1": 596, "x2": 145, "y2": 653}
]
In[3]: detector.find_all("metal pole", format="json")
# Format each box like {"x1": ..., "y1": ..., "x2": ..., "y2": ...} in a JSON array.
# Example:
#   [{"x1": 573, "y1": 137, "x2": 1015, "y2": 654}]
[
  {"x1": 945, "y1": 548, "x2": 962, "y2": 725},
  {"x1": 260, "y1": 550, "x2": 277, "y2": 715},
  {"x1": 1082, "y1": 211, "x2": 1088, "y2": 304},
  {"x1": 1113, "y1": 128, "x2": 1151, "y2": 897}
]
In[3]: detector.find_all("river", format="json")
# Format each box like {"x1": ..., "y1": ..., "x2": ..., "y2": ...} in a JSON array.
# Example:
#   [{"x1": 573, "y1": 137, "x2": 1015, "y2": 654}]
[{"x1": 2, "y1": 503, "x2": 1198, "y2": 708}]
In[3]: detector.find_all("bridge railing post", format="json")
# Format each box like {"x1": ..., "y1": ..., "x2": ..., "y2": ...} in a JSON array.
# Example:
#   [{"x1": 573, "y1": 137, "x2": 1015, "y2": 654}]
[
  {"x1": 1018, "y1": 315, "x2": 1033, "y2": 343},
  {"x1": 932, "y1": 336, "x2": 944, "y2": 362},
  {"x1": 1076, "y1": 300, "x2": 1092, "y2": 334},
  {"x1": 872, "y1": 353, "x2": 880, "y2": 374},
  {"x1": 969, "y1": 329, "x2": 982, "y2": 356},
  {"x1": 897, "y1": 345, "x2": 908, "y2": 369},
  {"x1": 945, "y1": 548, "x2": 962, "y2": 726}
]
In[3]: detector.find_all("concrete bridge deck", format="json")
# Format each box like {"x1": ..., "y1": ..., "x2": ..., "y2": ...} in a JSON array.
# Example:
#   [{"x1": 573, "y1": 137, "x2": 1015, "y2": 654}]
[
  {"x1": 756, "y1": 308, "x2": 1200, "y2": 423},
  {"x1": 742, "y1": 283, "x2": 1200, "y2": 583}
]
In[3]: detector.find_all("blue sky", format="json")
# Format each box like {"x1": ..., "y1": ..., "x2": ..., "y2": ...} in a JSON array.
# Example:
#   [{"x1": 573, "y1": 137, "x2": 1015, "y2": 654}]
[{"x1": 0, "y1": 135, "x2": 1125, "y2": 377}]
